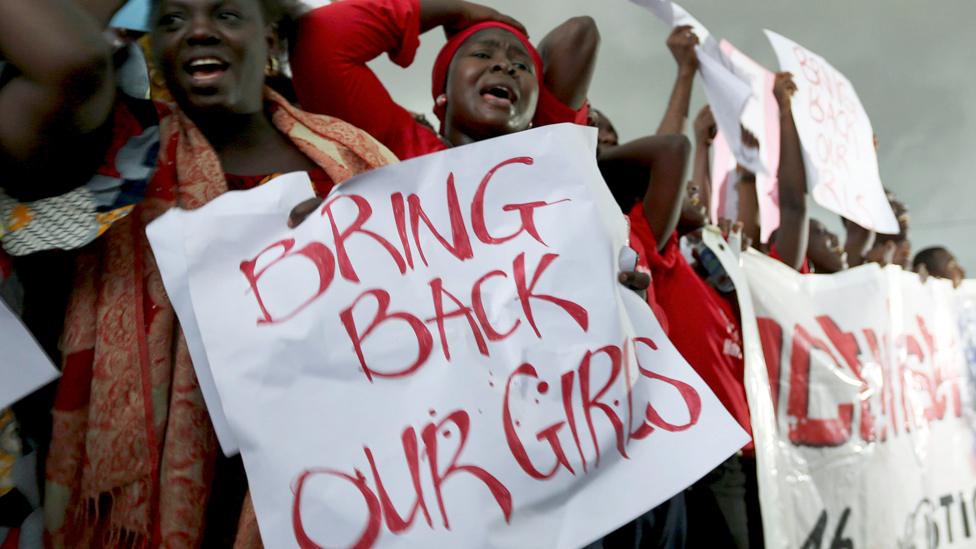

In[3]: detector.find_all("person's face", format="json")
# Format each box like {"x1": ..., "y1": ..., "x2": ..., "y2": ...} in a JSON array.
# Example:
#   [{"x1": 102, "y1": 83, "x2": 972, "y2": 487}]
[
  {"x1": 678, "y1": 182, "x2": 708, "y2": 231},
  {"x1": 807, "y1": 219, "x2": 848, "y2": 273},
  {"x1": 587, "y1": 110, "x2": 618, "y2": 155},
  {"x1": 444, "y1": 29, "x2": 539, "y2": 140},
  {"x1": 151, "y1": 0, "x2": 269, "y2": 117},
  {"x1": 930, "y1": 250, "x2": 966, "y2": 287}
]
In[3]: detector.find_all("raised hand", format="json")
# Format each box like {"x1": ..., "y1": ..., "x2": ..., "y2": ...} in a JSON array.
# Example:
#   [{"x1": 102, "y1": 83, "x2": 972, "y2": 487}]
[
  {"x1": 773, "y1": 72, "x2": 798, "y2": 110},
  {"x1": 693, "y1": 105, "x2": 717, "y2": 145},
  {"x1": 666, "y1": 25, "x2": 700, "y2": 72}
]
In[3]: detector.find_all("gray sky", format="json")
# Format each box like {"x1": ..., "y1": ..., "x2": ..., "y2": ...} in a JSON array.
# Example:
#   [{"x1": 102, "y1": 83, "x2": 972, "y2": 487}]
[{"x1": 368, "y1": 0, "x2": 976, "y2": 272}]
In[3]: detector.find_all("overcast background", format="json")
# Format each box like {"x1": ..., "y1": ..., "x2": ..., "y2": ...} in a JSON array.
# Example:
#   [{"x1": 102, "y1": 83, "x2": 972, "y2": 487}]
[{"x1": 358, "y1": 0, "x2": 975, "y2": 272}]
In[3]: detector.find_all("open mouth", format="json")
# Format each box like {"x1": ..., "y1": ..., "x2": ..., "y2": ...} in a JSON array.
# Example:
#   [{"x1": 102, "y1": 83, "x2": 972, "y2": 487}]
[
  {"x1": 183, "y1": 56, "x2": 230, "y2": 84},
  {"x1": 480, "y1": 84, "x2": 517, "y2": 107}
]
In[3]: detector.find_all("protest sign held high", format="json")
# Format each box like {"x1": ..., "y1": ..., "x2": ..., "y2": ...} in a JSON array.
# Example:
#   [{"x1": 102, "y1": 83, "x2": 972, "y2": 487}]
[
  {"x1": 152, "y1": 124, "x2": 748, "y2": 548},
  {"x1": 765, "y1": 30, "x2": 899, "y2": 235}
]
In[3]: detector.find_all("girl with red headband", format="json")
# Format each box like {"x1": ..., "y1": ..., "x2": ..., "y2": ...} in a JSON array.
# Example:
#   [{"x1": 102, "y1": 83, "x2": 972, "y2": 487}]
[{"x1": 291, "y1": 0, "x2": 596, "y2": 161}]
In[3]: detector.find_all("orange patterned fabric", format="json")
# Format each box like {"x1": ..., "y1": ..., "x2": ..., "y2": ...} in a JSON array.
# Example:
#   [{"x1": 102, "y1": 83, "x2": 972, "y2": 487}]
[{"x1": 44, "y1": 89, "x2": 395, "y2": 548}]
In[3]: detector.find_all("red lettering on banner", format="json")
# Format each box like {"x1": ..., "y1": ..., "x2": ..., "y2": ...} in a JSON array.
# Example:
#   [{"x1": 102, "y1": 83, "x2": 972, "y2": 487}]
[
  {"x1": 240, "y1": 238, "x2": 336, "y2": 325},
  {"x1": 503, "y1": 364, "x2": 575, "y2": 479},
  {"x1": 409, "y1": 174, "x2": 474, "y2": 267},
  {"x1": 471, "y1": 271, "x2": 520, "y2": 341},
  {"x1": 470, "y1": 157, "x2": 569, "y2": 246},
  {"x1": 917, "y1": 316, "x2": 963, "y2": 420},
  {"x1": 816, "y1": 316, "x2": 878, "y2": 442},
  {"x1": 788, "y1": 325, "x2": 854, "y2": 446},
  {"x1": 339, "y1": 289, "x2": 434, "y2": 381},
  {"x1": 578, "y1": 345, "x2": 628, "y2": 464},
  {"x1": 293, "y1": 410, "x2": 511, "y2": 547},
  {"x1": 292, "y1": 467, "x2": 381, "y2": 549},
  {"x1": 390, "y1": 192, "x2": 414, "y2": 270},
  {"x1": 861, "y1": 328, "x2": 890, "y2": 441},
  {"x1": 425, "y1": 277, "x2": 489, "y2": 361},
  {"x1": 757, "y1": 318, "x2": 784, "y2": 414},
  {"x1": 629, "y1": 337, "x2": 702, "y2": 439},
  {"x1": 421, "y1": 411, "x2": 513, "y2": 528},
  {"x1": 322, "y1": 194, "x2": 407, "y2": 282},
  {"x1": 513, "y1": 253, "x2": 589, "y2": 338},
  {"x1": 364, "y1": 429, "x2": 432, "y2": 533}
]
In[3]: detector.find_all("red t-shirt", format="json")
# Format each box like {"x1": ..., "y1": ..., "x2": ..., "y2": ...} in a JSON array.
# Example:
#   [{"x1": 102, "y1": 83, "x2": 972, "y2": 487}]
[
  {"x1": 291, "y1": 0, "x2": 586, "y2": 162},
  {"x1": 628, "y1": 204, "x2": 753, "y2": 450}
]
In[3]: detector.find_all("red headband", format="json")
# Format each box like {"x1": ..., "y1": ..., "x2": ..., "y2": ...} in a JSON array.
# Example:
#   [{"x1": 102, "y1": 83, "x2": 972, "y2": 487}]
[{"x1": 430, "y1": 22, "x2": 544, "y2": 123}]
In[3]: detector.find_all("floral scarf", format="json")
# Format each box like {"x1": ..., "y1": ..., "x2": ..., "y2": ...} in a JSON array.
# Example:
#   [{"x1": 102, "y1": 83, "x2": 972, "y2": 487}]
[{"x1": 44, "y1": 89, "x2": 396, "y2": 548}]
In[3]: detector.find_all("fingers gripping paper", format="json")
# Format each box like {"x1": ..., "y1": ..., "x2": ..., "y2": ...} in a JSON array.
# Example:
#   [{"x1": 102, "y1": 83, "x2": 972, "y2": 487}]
[
  {"x1": 764, "y1": 30, "x2": 899, "y2": 234},
  {"x1": 150, "y1": 124, "x2": 748, "y2": 548},
  {"x1": 629, "y1": 0, "x2": 760, "y2": 174}
]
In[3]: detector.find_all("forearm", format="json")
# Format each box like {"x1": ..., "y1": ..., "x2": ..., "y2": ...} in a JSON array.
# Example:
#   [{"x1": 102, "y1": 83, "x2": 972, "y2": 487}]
[
  {"x1": 735, "y1": 175, "x2": 760, "y2": 244},
  {"x1": 656, "y1": 67, "x2": 695, "y2": 135},
  {"x1": 635, "y1": 135, "x2": 692, "y2": 247},
  {"x1": 538, "y1": 16, "x2": 599, "y2": 110},
  {"x1": 844, "y1": 223, "x2": 874, "y2": 267},
  {"x1": 691, "y1": 137, "x2": 711, "y2": 216},
  {"x1": 0, "y1": 0, "x2": 109, "y2": 88},
  {"x1": 773, "y1": 109, "x2": 809, "y2": 269}
]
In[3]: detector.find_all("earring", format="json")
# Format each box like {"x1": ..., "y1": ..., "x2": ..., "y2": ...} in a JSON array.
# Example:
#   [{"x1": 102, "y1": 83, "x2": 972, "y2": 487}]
[
  {"x1": 436, "y1": 94, "x2": 448, "y2": 107},
  {"x1": 266, "y1": 55, "x2": 280, "y2": 77}
]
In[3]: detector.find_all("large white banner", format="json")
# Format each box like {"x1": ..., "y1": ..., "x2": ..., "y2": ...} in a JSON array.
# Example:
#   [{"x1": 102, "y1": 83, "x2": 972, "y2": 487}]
[
  {"x1": 764, "y1": 30, "x2": 898, "y2": 234},
  {"x1": 151, "y1": 124, "x2": 748, "y2": 548},
  {"x1": 731, "y1": 252, "x2": 976, "y2": 548}
]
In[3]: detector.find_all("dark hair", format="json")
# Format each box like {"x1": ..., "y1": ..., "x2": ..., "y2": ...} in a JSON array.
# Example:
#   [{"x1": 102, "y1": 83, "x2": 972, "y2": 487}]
[{"x1": 913, "y1": 246, "x2": 949, "y2": 271}]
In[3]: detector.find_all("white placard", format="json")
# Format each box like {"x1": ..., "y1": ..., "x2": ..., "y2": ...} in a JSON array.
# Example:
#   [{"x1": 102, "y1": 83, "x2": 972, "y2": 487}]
[
  {"x1": 146, "y1": 173, "x2": 319, "y2": 455},
  {"x1": 764, "y1": 30, "x2": 898, "y2": 233},
  {"x1": 0, "y1": 298, "x2": 59, "y2": 409},
  {"x1": 162, "y1": 124, "x2": 749, "y2": 548}
]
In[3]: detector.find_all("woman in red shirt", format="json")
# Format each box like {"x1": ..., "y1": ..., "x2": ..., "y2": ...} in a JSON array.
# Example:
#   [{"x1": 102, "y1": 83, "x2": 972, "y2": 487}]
[{"x1": 290, "y1": 0, "x2": 595, "y2": 161}]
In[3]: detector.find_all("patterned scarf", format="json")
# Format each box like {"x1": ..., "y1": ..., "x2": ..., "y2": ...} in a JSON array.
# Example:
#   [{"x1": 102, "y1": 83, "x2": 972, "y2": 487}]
[{"x1": 44, "y1": 89, "x2": 396, "y2": 548}]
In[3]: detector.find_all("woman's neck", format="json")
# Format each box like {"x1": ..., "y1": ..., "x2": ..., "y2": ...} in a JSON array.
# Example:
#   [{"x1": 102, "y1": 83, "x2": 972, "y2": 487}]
[
  {"x1": 191, "y1": 109, "x2": 318, "y2": 176},
  {"x1": 193, "y1": 110, "x2": 277, "y2": 153}
]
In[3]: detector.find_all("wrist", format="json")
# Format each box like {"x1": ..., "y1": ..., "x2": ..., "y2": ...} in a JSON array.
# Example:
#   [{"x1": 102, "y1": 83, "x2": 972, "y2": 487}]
[{"x1": 677, "y1": 64, "x2": 697, "y2": 78}]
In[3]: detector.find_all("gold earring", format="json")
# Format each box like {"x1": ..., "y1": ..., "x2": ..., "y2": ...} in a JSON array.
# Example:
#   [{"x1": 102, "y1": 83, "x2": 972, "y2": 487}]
[{"x1": 266, "y1": 55, "x2": 280, "y2": 77}]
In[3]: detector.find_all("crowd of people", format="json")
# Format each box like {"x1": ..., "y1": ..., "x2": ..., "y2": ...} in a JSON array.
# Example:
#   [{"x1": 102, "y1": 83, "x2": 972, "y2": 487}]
[{"x1": 0, "y1": 0, "x2": 968, "y2": 547}]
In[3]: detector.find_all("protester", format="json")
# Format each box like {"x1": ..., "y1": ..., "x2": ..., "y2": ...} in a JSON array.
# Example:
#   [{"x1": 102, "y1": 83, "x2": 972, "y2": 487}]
[
  {"x1": 915, "y1": 246, "x2": 967, "y2": 288},
  {"x1": 806, "y1": 218, "x2": 849, "y2": 274},
  {"x1": 1, "y1": 0, "x2": 400, "y2": 545},
  {"x1": 291, "y1": 0, "x2": 596, "y2": 161}
]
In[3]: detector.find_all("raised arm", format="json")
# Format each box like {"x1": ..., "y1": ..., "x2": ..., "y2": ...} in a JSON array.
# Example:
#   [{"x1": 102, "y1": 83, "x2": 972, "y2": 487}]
[
  {"x1": 656, "y1": 26, "x2": 698, "y2": 135},
  {"x1": 690, "y1": 106, "x2": 715, "y2": 223},
  {"x1": 734, "y1": 128, "x2": 761, "y2": 244},
  {"x1": 292, "y1": 0, "x2": 521, "y2": 159},
  {"x1": 0, "y1": 0, "x2": 115, "y2": 196},
  {"x1": 600, "y1": 135, "x2": 691, "y2": 250},
  {"x1": 771, "y1": 72, "x2": 809, "y2": 271},
  {"x1": 537, "y1": 16, "x2": 599, "y2": 111}
]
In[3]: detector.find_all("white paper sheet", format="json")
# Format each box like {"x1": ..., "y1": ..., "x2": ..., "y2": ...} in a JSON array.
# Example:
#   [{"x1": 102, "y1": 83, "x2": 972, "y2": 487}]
[
  {"x1": 764, "y1": 30, "x2": 898, "y2": 233},
  {"x1": 0, "y1": 299, "x2": 59, "y2": 409},
  {"x1": 145, "y1": 171, "x2": 318, "y2": 456},
  {"x1": 164, "y1": 124, "x2": 748, "y2": 548}
]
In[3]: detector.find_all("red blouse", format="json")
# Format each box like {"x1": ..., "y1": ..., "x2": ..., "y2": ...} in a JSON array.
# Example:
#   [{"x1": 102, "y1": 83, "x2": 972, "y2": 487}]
[
  {"x1": 628, "y1": 204, "x2": 753, "y2": 451},
  {"x1": 291, "y1": 0, "x2": 586, "y2": 162}
]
